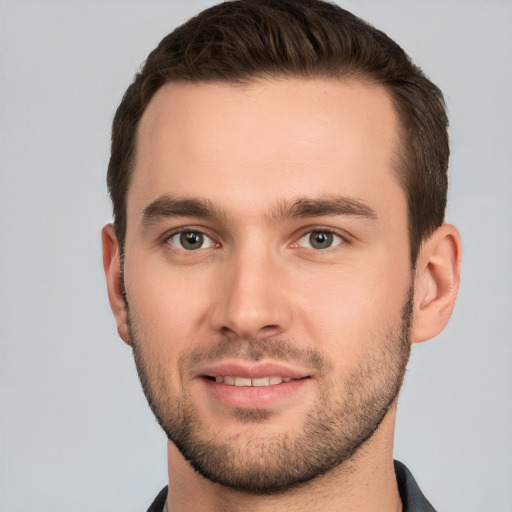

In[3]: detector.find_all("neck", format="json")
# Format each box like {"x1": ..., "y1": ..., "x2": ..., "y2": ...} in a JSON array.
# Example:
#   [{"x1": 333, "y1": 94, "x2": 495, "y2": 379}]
[{"x1": 164, "y1": 408, "x2": 402, "y2": 512}]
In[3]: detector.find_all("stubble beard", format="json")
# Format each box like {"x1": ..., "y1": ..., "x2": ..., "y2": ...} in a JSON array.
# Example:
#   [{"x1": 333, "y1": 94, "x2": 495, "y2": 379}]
[{"x1": 128, "y1": 288, "x2": 413, "y2": 495}]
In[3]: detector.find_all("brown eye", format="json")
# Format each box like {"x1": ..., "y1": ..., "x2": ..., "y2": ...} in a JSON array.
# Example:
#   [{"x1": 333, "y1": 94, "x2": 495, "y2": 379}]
[
  {"x1": 297, "y1": 230, "x2": 343, "y2": 250},
  {"x1": 167, "y1": 231, "x2": 214, "y2": 250}
]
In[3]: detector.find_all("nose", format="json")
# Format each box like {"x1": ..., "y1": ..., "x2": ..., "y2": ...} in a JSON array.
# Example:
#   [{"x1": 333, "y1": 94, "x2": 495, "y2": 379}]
[{"x1": 208, "y1": 245, "x2": 292, "y2": 341}]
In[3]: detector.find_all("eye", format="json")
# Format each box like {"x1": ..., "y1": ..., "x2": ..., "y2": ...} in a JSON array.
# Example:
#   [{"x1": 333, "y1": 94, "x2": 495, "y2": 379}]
[
  {"x1": 296, "y1": 230, "x2": 344, "y2": 250},
  {"x1": 167, "y1": 230, "x2": 215, "y2": 251}
]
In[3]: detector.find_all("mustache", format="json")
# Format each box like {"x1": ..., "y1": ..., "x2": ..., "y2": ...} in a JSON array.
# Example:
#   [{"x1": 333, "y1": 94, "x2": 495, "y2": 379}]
[{"x1": 179, "y1": 336, "x2": 330, "y2": 374}]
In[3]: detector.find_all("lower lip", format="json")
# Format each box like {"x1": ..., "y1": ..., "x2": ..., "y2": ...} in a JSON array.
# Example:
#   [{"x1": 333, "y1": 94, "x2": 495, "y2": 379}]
[{"x1": 201, "y1": 377, "x2": 310, "y2": 409}]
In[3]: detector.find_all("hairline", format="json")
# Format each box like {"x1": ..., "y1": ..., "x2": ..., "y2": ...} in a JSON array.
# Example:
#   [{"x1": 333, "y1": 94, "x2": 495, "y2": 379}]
[{"x1": 122, "y1": 73, "x2": 416, "y2": 264}]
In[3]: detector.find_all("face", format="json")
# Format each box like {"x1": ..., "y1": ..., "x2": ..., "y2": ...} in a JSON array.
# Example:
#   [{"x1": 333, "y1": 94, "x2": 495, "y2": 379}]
[{"x1": 121, "y1": 78, "x2": 414, "y2": 493}]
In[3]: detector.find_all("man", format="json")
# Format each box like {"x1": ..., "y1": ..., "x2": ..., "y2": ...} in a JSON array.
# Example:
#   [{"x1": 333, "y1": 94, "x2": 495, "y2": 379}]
[{"x1": 102, "y1": 1, "x2": 461, "y2": 510}]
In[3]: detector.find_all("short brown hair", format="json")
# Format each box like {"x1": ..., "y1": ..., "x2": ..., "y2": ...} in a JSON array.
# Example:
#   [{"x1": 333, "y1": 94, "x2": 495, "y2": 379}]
[{"x1": 107, "y1": 0, "x2": 449, "y2": 263}]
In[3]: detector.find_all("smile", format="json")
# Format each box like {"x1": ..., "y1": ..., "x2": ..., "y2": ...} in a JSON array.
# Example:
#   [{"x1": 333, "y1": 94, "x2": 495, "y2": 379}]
[
  {"x1": 201, "y1": 370, "x2": 312, "y2": 409},
  {"x1": 213, "y1": 376, "x2": 295, "y2": 387}
]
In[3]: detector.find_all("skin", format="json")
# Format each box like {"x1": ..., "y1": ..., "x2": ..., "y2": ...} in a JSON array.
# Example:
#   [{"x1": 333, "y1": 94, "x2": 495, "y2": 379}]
[{"x1": 103, "y1": 78, "x2": 461, "y2": 512}]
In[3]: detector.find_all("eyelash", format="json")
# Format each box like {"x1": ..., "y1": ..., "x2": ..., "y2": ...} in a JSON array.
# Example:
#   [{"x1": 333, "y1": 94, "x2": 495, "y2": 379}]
[
  {"x1": 163, "y1": 226, "x2": 350, "y2": 252},
  {"x1": 293, "y1": 227, "x2": 348, "y2": 250},
  {"x1": 164, "y1": 227, "x2": 218, "y2": 252}
]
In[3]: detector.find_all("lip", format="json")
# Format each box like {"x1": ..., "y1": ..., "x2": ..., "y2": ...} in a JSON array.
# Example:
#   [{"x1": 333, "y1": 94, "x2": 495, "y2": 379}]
[
  {"x1": 198, "y1": 361, "x2": 310, "y2": 380},
  {"x1": 197, "y1": 361, "x2": 312, "y2": 409}
]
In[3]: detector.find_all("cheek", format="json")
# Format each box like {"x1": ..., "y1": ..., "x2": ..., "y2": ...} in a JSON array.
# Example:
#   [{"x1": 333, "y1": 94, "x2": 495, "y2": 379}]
[
  {"x1": 123, "y1": 257, "x2": 204, "y2": 355},
  {"x1": 293, "y1": 258, "x2": 411, "y2": 364}
]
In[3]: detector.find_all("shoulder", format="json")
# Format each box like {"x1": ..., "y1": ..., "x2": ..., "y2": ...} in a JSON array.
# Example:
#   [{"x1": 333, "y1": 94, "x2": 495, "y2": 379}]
[
  {"x1": 394, "y1": 460, "x2": 437, "y2": 512},
  {"x1": 145, "y1": 486, "x2": 168, "y2": 512}
]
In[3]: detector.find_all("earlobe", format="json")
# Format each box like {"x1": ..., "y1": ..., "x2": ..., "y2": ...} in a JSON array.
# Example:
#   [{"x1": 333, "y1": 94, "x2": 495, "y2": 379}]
[
  {"x1": 101, "y1": 224, "x2": 131, "y2": 345},
  {"x1": 411, "y1": 224, "x2": 462, "y2": 344}
]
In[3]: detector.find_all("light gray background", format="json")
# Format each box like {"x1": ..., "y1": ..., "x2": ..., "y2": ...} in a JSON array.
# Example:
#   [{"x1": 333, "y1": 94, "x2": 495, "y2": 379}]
[{"x1": 1, "y1": 1, "x2": 510, "y2": 511}]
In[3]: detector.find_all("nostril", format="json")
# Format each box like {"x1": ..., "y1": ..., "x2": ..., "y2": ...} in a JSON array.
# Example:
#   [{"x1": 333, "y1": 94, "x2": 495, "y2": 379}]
[{"x1": 219, "y1": 326, "x2": 236, "y2": 337}]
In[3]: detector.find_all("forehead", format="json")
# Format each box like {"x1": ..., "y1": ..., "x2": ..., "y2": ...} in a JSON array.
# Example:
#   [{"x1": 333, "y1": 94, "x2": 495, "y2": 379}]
[{"x1": 129, "y1": 78, "x2": 404, "y2": 223}]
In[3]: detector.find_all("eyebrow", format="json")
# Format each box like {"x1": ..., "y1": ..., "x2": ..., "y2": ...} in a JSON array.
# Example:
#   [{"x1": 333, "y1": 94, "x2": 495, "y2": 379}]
[
  {"x1": 140, "y1": 196, "x2": 224, "y2": 228},
  {"x1": 269, "y1": 196, "x2": 377, "y2": 223},
  {"x1": 140, "y1": 194, "x2": 377, "y2": 229}
]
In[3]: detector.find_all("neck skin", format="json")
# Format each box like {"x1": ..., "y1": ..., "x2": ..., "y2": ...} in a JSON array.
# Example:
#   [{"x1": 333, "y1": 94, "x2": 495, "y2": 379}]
[{"x1": 164, "y1": 406, "x2": 402, "y2": 512}]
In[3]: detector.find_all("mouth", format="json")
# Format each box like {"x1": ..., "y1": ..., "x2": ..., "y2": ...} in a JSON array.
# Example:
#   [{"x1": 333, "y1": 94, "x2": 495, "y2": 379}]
[
  {"x1": 198, "y1": 363, "x2": 312, "y2": 409},
  {"x1": 207, "y1": 376, "x2": 296, "y2": 386}
]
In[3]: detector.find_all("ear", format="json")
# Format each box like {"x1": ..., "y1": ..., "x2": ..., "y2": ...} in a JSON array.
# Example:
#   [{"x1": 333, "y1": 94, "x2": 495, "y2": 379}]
[
  {"x1": 411, "y1": 223, "x2": 462, "y2": 344},
  {"x1": 101, "y1": 224, "x2": 131, "y2": 345}
]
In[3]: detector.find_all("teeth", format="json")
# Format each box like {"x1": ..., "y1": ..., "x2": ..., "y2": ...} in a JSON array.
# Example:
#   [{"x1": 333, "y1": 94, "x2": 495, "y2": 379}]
[
  {"x1": 252, "y1": 377, "x2": 270, "y2": 387},
  {"x1": 214, "y1": 376, "x2": 294, "y2": 387}
]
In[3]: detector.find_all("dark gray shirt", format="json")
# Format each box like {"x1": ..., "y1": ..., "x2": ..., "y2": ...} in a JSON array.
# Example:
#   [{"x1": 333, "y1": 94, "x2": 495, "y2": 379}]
[
  {"x1": 394, "y1": 460, "x2": 437, "y2": 511},
  {"x1": 146, "y1": 460, "x2": 437, "y2": 512}
]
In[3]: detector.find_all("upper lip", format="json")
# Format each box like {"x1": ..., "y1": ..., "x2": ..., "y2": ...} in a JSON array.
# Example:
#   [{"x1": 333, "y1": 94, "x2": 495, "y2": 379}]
[{"x1": 197, "y1": 361, "x2": 311, "y2": 380}]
